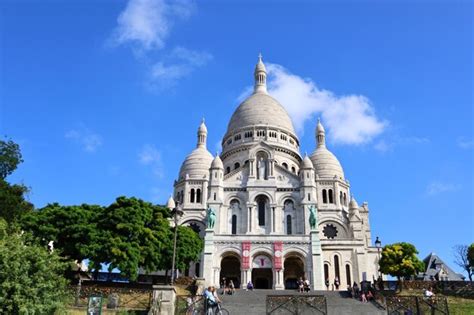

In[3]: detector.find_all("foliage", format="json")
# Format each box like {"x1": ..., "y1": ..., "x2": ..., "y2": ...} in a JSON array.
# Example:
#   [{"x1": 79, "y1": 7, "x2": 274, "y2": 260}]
[
  {"x1": 21, "y1": 203, "x2": 101, "y2": 262},
  {"x1": 0, "y1": 139, "x2": 33, "y2": 224},
  {"x1": 468, "y1": 243, "x2": 474, "y2": 271},
  {"x1": 453, "y1": 244, "x2": 473, "y2": 282},
  {"x1": 167, "y1": 225, "x2": 203, "y2": 271},
  {"x1": 0, "y1": 139, "x2": 23, "y2": 179},
  {"x1": 0, "y1": 218, "x2": 68, "y2": 314},
  {"x1": 90, "y1": 196, "x2": 172, "y2": 280},
  {"x1": 379, "y1": 242, "x2": 424, "y2": 287}
]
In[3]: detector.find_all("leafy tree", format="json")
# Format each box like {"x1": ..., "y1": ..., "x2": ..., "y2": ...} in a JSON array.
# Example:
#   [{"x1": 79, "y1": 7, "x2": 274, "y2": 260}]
[
  {"x1": 0, "y1": 139, "x2": 33, "y2": 223},
  {"x1": 468, "y1": 244, "x2": 474, "y2": 271},
  {"x1": 453, "y1": 244, "x2": 473, "y2": 282},
  {"x1": 379, "y1": 242, "x2": 424, "y2": 291},
  {"x1": 89, "y1": 196, "x2": 172, "y2": 280},
  {"x1": 21, "y1": 203, "x2": 101, "y2": 262},
  {"x1": 0, "y1": 218, "x2": 68, "y2": 314},
  {"x1": 163, "y1": 225, "x2": 203, "y2": 272},
  {"x1": 0, "y1": 139, "x2": 23, "y2": 179}
]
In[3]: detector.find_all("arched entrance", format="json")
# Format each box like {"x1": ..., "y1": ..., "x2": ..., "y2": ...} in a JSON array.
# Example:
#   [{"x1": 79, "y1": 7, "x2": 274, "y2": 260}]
[
  {"x1": 220, "y1": 255, "x2": 241, "y2": 288},
  {"x1": 251, "y1": 254, "x2": 273, "y2": 289},
  {"x1": 284, "y1": 256, "x2": 305, "y2": 289}
]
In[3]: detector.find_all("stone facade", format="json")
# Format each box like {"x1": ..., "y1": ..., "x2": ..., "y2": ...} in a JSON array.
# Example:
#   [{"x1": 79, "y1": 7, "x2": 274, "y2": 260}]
[{"x1": 173, "y1": 56, "x2": 380, "y2": 290}]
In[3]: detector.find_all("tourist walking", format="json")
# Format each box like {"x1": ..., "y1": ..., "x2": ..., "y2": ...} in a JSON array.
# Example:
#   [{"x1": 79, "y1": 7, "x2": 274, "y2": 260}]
[
  {"x1": 229, "y1": 280, "x2": 235, "y2": 295},
  {"x1": 298, "y1": 277, "x2": 304, "y2": 293},
  {"x1": 334, "y1": 277, "x2": 340, "y2": 290}
]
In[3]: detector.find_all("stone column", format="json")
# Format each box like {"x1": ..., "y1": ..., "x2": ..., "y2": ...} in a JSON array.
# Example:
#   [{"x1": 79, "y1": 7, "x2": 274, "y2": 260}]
[
  {"x1": 202, "y1": 180, "x2": 208, "y2": 207},
  {"x1": 275, "y1": 269, "x2": 284, "y2": 290},
  {"x1": 202, "y1": 229, "x2": 215, "y2": 287},
  {"x1": 310, "y1": 230, "x2": 325, "y2": 290},
  {"x1": 151, "y1": 285, "x2": 176, "y2": 315},
  {"x1": 272, "y1": 207, "x2": 276, "y2": 233}
]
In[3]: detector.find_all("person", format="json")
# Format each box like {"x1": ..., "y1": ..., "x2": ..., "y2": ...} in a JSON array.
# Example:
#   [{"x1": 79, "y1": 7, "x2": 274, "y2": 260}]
[
  {"x1": 361, "y1": 292, "x2": 367, "y2": 303},
  {"x1": 203, "y1": 286, "x2": 217, "y2": 315},
  {"x1": 352, "y1": 282, "x2": 360, "y2": 299},
  {"x1": 334, "y1": 277, "x2": 340, "y2": 290},
  {"x1": 325, "y1": 278, "x2": 330, "y2": 290},
  {"x1": 347, "y1": 285, "x2": 353, "y2": 298},
  {"x1": 367, "y1": 290, "x2": 374, "y2": 301},
  {"x1": 298, "y1": 277, "x2": 304, "y2": 293},
  {"x1": 220, "y1": 277, "x2": 227, "y2": 295},
  {"x1": 304, "y1": 278, "x2": 310, "y2": 292},
  {"x1": 229, "y1": 280, "x2": 235, "y2": 295},
  {"x1": 424, "y1": 287, "x2": 435, "y2": 300},
  {"x1": 246, "y1": 280, "x2": 254, "y2": 291},
  {"x1": 211, "y1": 286, "x2": 223, "y2": 314}
]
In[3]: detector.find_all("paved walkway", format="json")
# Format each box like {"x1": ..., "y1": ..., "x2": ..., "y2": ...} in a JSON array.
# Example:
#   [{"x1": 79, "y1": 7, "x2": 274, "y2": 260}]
[{"x1": 218, "y1": 289, "x2": 386, "y2": 315}]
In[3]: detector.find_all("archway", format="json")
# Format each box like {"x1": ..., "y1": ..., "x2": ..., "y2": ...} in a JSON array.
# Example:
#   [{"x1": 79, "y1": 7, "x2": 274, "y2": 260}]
[
  {"x1": 284, "y1": 256, "x2": 305, "y2": 289},
  {"x1": 251, "y1": 254, "x2": 273, "y2": 289},
  {"x1": 220, "y1": 255, "x2": 241, "y2": 289}
]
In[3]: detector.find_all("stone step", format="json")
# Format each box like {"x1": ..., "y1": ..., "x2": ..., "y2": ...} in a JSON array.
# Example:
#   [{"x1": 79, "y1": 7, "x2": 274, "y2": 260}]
[{"x1": 216, "y1": 289, "x2": 385, "y2": 315}]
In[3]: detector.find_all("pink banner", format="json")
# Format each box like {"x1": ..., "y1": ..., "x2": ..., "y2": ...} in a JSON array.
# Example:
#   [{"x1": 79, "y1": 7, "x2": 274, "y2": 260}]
[
  {"x1": 274, "y1": 241, "x2": 283, "y2": 270},
  {"x1": 242, "y1": 241, "x2": 251, "y2": 270}
]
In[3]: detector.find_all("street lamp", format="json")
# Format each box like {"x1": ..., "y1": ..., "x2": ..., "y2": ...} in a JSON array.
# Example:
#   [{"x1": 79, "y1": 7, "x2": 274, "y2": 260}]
[
  {"x1": 375, "y1": 236, "x2": 382, "y2": 277},
  {"x1": 167, "y1": 196, "x2": 183, "y2": 285}
]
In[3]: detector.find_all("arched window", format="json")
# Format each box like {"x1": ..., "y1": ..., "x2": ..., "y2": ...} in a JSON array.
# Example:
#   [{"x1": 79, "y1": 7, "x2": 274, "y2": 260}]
[
  {"x1": 340, "y1": 191, "x2": 343, "y2": 205},
  {"x1": 180, "y1": 191, "x2": 184, "y2": 203},
  {"x1": 234, "y1": 162, "x2": 240, "y2": 170},
  {"x1": 328, "y1": 189, "x2": 334, "y2": 204},
  {"x1": 190, "y1": 189, "x2": 195, "y2": 203},
  {"x1": 346, "y1": 264, "x2": 351, "y2": 286},
  {"x1": 196, "y1": 189, "x2": 201, "y2": 203},
  {"x1": 343, "y1": 193, "x2": 347, "y2": 206},
  {"x1": 231, "y1": 215, "x2": 237, "y2": 235},
  {"x1": 213, "y1": 192, "x2": 216, "y2": 201},
  {"x1": 324, "y1": 264, "x2": 329, "y2": 282},
  {"x1": 322, "y1": 190, "x2": 328, "y2": 204},
  {"x1": 291, "y1": 166, "x2": 296, "y2": 173},
  {"x1": 257, "y1": 196, "x2": 266, "y2": 226},
  {"x1": 334, "y1": 255, "x2": 340, "y2": 280},
  {"x1": 308, "y1": 193, "x2": 311, "y2": 201},
  {"x1": 282, "y1": 163, "x2": 288, "y2": 170},
  {"x1": 286, "y1": 215, "x2": 292, "y2": 235},
  {"x1": 226, "y1": 167, "x2": 230, "y2": 174}
]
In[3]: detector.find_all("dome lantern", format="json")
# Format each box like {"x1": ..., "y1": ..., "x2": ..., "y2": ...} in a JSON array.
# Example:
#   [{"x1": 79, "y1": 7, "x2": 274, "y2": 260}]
[
  {"x1": 316, "y1": 118, "x2": 326, "y2": 148},
  {"x1": 197, "y1": 118, "x2": 208, "y2": 148},
  {"x1": 254, "y1": 53, "x2": 267, "y2": 94}
]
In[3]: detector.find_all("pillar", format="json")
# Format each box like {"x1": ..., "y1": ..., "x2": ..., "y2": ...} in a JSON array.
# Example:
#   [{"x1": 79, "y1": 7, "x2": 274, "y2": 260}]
[{"x1": 310, "y1": 230, "x2": 325, "y2": 290}]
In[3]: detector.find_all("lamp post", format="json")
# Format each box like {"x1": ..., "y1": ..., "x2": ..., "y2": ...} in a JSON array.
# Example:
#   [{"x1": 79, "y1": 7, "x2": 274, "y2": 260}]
[
  {"x1": 375, "y1": 236, "x2": 382, "y2": 278},
  {"x1": 167, "y1": 196, "x2": 183, "y2": 285}
]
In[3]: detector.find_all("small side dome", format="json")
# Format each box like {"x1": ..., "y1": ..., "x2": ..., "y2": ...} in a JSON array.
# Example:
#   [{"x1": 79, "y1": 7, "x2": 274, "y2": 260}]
[
  {"x1": 349, "y1": 196, "x2": 359, "y2": 209},
  {"x1": 166, "y1": 196, "x2": 176, "y2": 209},
  {"x1": 310, "y1": 147, "x2": 345, "y2": 179},
  {"x1": 179, "y1": 148, "x2": 213, "y2": 179},
  {"x1": 301, "y1": 155, "x2": 314, "y2": 169},
  {"x1": 198, "y1": 119, "x2": 208, "y2": 134},
  {"x1": 211, "y1": 155, "x2": 224, "y2": 169}
]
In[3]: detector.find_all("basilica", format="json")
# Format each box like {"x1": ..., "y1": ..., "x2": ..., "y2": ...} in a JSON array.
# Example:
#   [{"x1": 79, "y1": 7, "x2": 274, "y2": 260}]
[{"x1": 172, "y1": 56, "x2": 380, "y2": 290}]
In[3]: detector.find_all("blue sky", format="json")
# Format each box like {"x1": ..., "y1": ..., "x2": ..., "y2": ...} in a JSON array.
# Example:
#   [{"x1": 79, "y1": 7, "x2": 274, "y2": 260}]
[{"x1": 1, "y1": 1, "x2": 472, "y2": 275}]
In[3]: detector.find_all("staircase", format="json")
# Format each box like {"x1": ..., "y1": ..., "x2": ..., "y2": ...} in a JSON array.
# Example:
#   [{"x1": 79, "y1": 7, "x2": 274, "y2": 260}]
[{"x1": 218, "y1": 289, "x2": 386, "y2": 315}]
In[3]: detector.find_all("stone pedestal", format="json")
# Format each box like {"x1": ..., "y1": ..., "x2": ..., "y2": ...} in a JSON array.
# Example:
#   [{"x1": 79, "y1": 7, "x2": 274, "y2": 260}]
[
  {"x1": 150, "y1": 285, "x2": 176, "y2": 315},
  {"x1": 202, "y1": 229, "x2": 215, "y2": 287},
  {"x1": 310, "y1": 230, "x2": 325, "y2": 290}
]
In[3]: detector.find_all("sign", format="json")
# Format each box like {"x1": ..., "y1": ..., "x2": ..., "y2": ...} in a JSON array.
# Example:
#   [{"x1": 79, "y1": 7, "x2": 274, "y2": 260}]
[
  {"x1": 252, "y1": 255, "x2": 272, "y2": 268},
  {"x1": 242, "y1": 241, "x2": 251, "y2": 269},
  {"x1": 87, "y1": 295, "x2": 103, "y2": 315},
  {"x1": 274, "y1": 241, "x2": 283, "y2": 270}
]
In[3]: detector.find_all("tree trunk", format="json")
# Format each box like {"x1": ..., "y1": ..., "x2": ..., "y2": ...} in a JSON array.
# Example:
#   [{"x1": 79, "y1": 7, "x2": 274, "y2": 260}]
[{"x1": 397, "y1": 276, "x2": 403, "y2": 292}]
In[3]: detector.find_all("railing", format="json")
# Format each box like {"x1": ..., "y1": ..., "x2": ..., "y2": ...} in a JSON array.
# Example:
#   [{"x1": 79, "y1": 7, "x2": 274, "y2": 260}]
[
  {"x1": 175, "y1": 295, "x2": 206, "y2": 315},
  {"x1": 385, "y1": 296, "x2": 449, "y2": 315},
  {"x1": 266, "y1": 295, "x2": 327, "y2": 315}
]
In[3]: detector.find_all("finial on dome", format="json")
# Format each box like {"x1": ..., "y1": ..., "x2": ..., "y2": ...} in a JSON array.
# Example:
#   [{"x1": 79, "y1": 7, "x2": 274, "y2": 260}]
[
  {"x1": 197, "y1": 119, "x2": 208, "y2": 148},
  {"x1": 254, "y1": 53, "x2": 267, "y2": 94},
  {"x1": 316, "y1": 118, "x2": 326, "y2": 148}
]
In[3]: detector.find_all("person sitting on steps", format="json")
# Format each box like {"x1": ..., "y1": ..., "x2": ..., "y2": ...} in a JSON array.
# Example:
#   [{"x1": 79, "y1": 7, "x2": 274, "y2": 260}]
[
  {"x1": 228, "y1": 280, "x2": 235, "y2": 295},
  {"x1": 303, "y1": 278, "x2": 310, "y2": 292},
  {"x1": 246, "y1": 280, "x2": 254, "y2": 291},
  {"x1": 298, "y1": 277, "x2": 304, "y2": 293}
]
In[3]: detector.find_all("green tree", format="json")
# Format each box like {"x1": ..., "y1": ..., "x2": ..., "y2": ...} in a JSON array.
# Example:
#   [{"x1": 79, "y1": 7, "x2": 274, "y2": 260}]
[
  {"x1": 21, "y1": 203, "x2": 101, "y2": 262},
  {"x1": 166, "y1": 225, "x2": 203, "y2": 272},
  {"x1": 89, "y1": 196, "x2": 172, "y2": 280},
  {"x1": 379, "y1": 242, "x2": 424, "y2": 291},
  {"x1": 0, "y1": 218, "x2": 68, "y2": 314},
  {"x1": 0, "y1": 139, "x2": 33, "y2": 223}
]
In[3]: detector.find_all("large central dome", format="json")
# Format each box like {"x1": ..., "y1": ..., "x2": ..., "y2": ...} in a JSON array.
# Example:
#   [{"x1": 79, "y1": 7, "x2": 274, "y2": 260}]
[{"x1": 226, "y1": 92, "x2": 296, "y2": 136}]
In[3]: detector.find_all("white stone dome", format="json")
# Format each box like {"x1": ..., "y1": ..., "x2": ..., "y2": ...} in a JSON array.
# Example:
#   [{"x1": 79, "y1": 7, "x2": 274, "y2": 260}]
[
  {"x1": 301, "y1": 155, "x2": 314, "y2": 169},
  {"x1": 226, "y1": 93, "x2": 296, "y2": 136},
  {"x1": 211, "y1": 155, "x2": 224, "y2": 169},
  {"x1": 349, "y1": 196, "x2": 359, "y2": 209},
  {"x1": 310, "y1": 147, "x2": 345, "y2": 179},
  {"x1": 179, "y1": 147, "x2": 213, "y2": 179}
]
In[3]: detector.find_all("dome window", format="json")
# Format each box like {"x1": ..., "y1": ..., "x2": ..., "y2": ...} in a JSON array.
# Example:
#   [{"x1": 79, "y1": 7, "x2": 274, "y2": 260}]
[
  {"x1": 280, "y1": 134, "x2": 287, "y2": 141},
  {"x1": 196, "y1": 189, "x2": 201, "y2": 203},
  {"x1": 328, "y1": 189, "x2": 334, "y2": 204},
  {"x1": 226, "y1": 167, "x2": 231, "y2": 174},
  {"x1": 227, "y1": 138, "x2": 232, "y2": 145},
  {"x1": 190, "y1": 189, "x2": 195, "y2": 203},
  {"x1": 234, "y1": 134, "x2": 241, "y2": 141},
  {"x1": 244, "y1": 131, "x2": 253, "y2": 138},
  {"x1": 257, "y1": 130, "x2": 265, "y2": 137},
  {"x1": 286, "y1": 215, "x2": 292, "y2": 235},
  {"x1": 234, "y1": 162, "x2": 240, "y2": 170},
  {"x1": 291, "y1": 166, "x2": 296, "y2": 173},
  {"x1": 282, "y1": 163, "x2": 288, "y2": 170}
]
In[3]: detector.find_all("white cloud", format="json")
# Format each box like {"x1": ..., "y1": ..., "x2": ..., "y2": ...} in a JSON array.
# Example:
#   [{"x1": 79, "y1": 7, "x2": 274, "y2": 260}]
[
  {"x1": 259, "y1": 63, "x2": 386, "y2": 145},
  {"x1": 138, "y1": 144, "x2": 163, "y2": 177},
  {"x1": 426, "y1": 181, "x2": 460, "y2": 195},
  {"x1": 65, "y1": 127, "x2": 102, "y2": 153},
  {"x1": 112, "y1": 0, "x2": 194, "y2": 51},
  {"x1": 457, "y1": 137, "x2": 473, "y2": 149},
  {"x1": 150, "y1": 47, "x2": 212, "y2": 87},
  {"x1": 374, "y1": 136, "x2": 430, "y2": 153}
]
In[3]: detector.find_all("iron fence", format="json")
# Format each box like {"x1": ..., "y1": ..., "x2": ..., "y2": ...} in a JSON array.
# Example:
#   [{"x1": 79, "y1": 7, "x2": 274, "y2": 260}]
[
  {"x1": 385, "y1": 296, "x2": 449, "y2": 315},
  {"x1": 266, "y1": 295, "x2": 327, "y2": 315}
]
